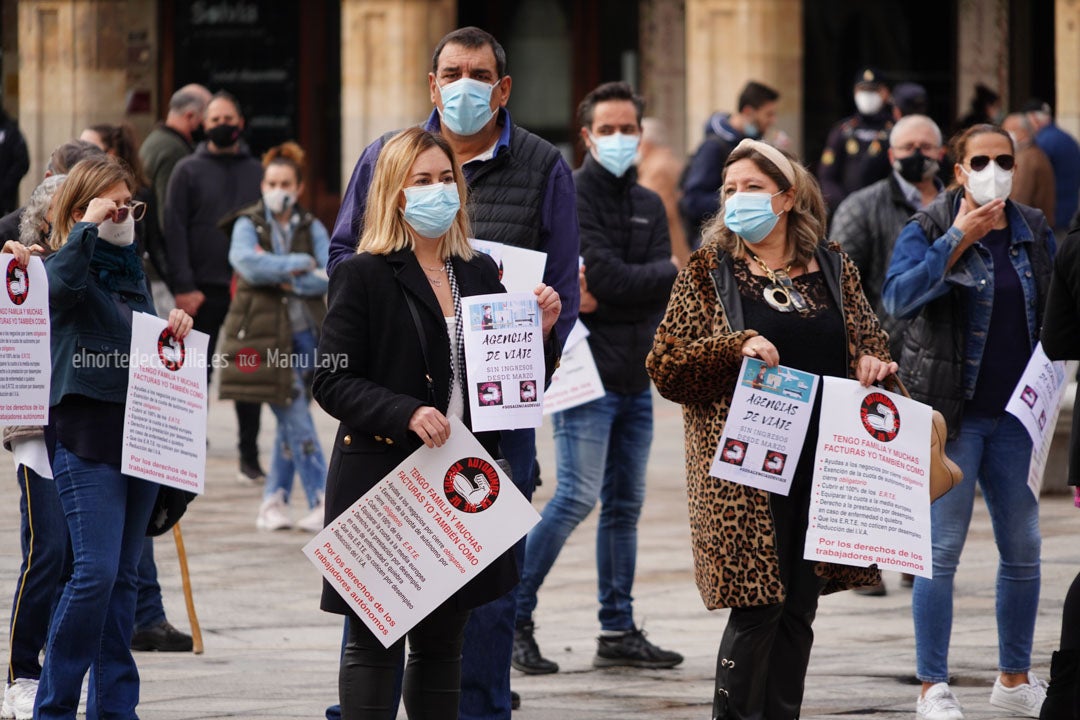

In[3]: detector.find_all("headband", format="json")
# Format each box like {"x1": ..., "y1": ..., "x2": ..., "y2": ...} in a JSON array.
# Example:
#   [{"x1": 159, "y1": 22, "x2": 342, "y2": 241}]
[{"x1": 733, "y1": 138, "x2": 796, "y2": 186}]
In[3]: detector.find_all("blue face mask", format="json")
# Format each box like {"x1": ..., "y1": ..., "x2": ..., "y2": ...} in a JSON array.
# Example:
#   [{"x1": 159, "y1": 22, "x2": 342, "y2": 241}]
[
  {"x1": 403, "y1": 183, "x2": 461, "y2": 239},
  {"x1": 438, "y1": 78, "x2": 500, "y2": 137},
  {"x1": 589, "y1": 132, "x2": 640, "y2": 177},
  {"x1": 723, "y1": 191, "x2": 784, "y2": 244},
  {"x1": 743, "y1": 120, "x2": 759, "y2": 139}
]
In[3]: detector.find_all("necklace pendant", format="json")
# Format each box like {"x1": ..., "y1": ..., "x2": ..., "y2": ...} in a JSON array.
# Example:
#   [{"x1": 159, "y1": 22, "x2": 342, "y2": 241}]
[
  {"x1": 763, "y1": 283, "x2": 794, "y2": 312},
  {"x1": 429, "y1": 276, "x2": 442, "y2": 287}
]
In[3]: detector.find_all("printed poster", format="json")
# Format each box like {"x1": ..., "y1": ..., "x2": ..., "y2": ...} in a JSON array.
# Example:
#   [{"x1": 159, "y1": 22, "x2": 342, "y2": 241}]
[
  {"x1": 303, "y1": 415, "x2": 541, "y2": 647},
  {"x1": 0, "y1": 254, "x2": 50, "y2": 424},
  {"x1": 804, "y1": 377, "x2": 933, "y2": 579},
  {"x1": 469, "y1": 239, "x2": 547, "y2": 293},
  {"x1": 1005, "y1": 342, "x2": 1073, "y2": 499},
  {"x1": 462, "y1": 292, "x2": 545, "y2": 432},
  {"x1": 121, "y1": 312, "x2": 209, "y2": 494},
  {"x1": 543, "y1": 320, "x2": 605, "y2": 415},
  {"x1": 709, "y1": 357, "x2": 819, "y2": 495}
]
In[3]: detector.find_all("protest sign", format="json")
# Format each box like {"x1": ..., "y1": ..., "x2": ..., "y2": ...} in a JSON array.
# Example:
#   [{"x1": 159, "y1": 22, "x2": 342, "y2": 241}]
[
  {"x1": 543, "y1": 320, "x2": 605, "y2": 414},
  {"x1": 0, "y1": 255, "x2": 50, "y2": 423},
  {"x1": 1005, "y1": 342, "x2": 1073, "y2": 499},
  {"x1": 462, "y1": 292, "x2": 545, "y2": 431},
  {"x1": 804, "y1": 377, "x2": 933, "y2": 578},
  {"x1": 121, "y1": 312, "x2": 209, "y2": 494},
  {"x1": 303, "y1": 415, "x2": 540, "y2": 646},
  {"x1": 469, "y1": 239, "x2": 547, "y2": 293},
  {"x1": 709, "y1": 357, "x2": 818, "y2": 495}
]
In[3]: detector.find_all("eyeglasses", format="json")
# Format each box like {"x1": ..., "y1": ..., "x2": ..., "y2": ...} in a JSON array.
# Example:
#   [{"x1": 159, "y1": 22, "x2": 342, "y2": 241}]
[
  {"x1": 114, "y1": 201, "x2": 147, "y2": 223},
  {"x1": 968, "y1": 154, "x2": 1015, "y2": 172}
]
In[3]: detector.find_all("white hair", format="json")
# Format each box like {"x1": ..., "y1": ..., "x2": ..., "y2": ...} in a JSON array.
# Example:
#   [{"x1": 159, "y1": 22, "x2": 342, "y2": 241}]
[
  {"x1": 18, "y1": 175, "x2": 66, "y2": 247},
  {"x1": 889, "y1": 114, "x2": 943, "y2": 148}
]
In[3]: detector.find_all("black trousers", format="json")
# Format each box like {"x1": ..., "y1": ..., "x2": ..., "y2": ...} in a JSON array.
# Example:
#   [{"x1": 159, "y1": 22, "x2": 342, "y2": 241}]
[
  {"x1": 713, "y1": 465, "x2": 826, "y2": 720},
  {"x1": 340, "y1": 600, "x2": 470, "y2": 720},
  {"x1": 194, "y1": 285, "x2": 260, "y2": 460}
]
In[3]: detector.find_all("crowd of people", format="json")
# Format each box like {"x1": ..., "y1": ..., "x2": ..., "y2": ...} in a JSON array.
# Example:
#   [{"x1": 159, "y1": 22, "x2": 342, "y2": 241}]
[{"x1": 1, "y1": 24, "x2": 1079, "y2": 720}]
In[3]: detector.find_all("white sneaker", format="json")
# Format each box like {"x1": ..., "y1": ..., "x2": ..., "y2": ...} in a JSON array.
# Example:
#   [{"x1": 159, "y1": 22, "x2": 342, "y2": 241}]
[
  {"x1": 990, "y1": 671, "x2": 1047, "y2": 718},
  {"x1": 297, "y1": 497, "x2": 325, "y2": 533},
  {"x1": 917, "y1": 682, "x2": 964, "y2": 720},
  {"x1": 78, "y1": 675, "x2": 87, "y2": 716},
  {"x1": 2, "y1": 678, "x2": 38, "y2": 720},
  {"x1": 255, "y1": 489, "x2": 292, "y2": 531}
]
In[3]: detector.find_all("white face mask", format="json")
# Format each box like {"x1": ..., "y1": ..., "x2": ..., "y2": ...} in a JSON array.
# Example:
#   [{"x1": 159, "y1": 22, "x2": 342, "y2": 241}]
[
  {"x1": 854, "y1": 90, "x2": 884, "y2": 116},
  {"x1": 962, "y1": 161, "x2": 1013, "y2": 206},
  {"x1": 96, "y1": 215, "x2": 135, "y2": 247},
  {"x1": 263, "y1": 188, "x2": 296, "y2": 215}
]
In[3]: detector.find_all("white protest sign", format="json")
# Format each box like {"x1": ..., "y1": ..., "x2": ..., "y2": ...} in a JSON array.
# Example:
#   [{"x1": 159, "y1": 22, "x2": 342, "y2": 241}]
[
  {"x1": 709, "y1": 357, "x2": 818, "y2": 495},
  {"x1": 543, "y1": 320, "x2": 605, "y2": 415},
  {"x1": 303, "y1": 415, "x2": 540, "y2": 647},
  {"x1": 121, "y1": 312, "x2": 209, "y2": 494},
  {"x1": 462, "y1": 292, "x2": 545, "y2": 431},
  {"x1": 1005, "y1": 342, "x2": 1072, "y2": 499},
  {"x1": 0, "y1": 255, "x2": 50, "y2": 424},
  {"x1": 804, "y1": 377, "x2": 933, "y2": 578},
  {"x1": 469, "y1": 239, "x2": 547, "y2": 294}
]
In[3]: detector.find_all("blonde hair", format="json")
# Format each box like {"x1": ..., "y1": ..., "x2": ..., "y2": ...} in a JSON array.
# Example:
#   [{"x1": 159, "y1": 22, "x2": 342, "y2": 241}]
[
  {"x1": 357, "y1": 127, "x2": 473, "y2": 259},
  {"x1": 702, "y1": 144, "x2": 826, "y2": 269},
  {"x1": 49, "y1": 155, "x2": 135, "y2": 251}
]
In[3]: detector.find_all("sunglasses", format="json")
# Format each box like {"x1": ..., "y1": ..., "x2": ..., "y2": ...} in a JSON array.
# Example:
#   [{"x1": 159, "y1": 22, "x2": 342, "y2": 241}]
[
  {"x1": 968, "y1": 154, "x2": 1015, "y2": 172},
  {"x1": 110, "y1": 201, "x2": 147, "y2": 223}
]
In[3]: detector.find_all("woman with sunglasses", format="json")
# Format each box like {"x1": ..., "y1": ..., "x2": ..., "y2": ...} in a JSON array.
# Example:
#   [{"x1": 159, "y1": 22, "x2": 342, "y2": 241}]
[
  {"x1": 34, "y1": 154, "x2": 192, "y2": 719},
  {"x1": 884, "y1": 124, "x2": 1056, "y2": 720}
]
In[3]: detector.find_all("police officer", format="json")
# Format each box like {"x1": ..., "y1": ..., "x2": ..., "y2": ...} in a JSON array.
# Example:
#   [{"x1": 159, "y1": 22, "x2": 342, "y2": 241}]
[{"x1": 817, "y1": 67, "x2": 894, "y2": 215}]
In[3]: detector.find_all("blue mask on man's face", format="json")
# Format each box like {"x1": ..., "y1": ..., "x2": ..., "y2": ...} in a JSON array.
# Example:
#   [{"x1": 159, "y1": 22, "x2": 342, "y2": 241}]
[
  {"x1": 438, "y1": 78, "x2": 500, "y2": 137},
  {"x1": 590, "y1": 132, "x2": 640, "y2": 177}
]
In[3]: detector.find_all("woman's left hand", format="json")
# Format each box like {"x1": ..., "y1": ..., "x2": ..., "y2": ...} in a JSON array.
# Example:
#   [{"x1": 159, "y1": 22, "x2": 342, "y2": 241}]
[
  {"x1": 535, "y1": 283, "x2": 562, "y2": 340},
  {"x1": 856, "y1": 354, "x2": 898, "y2": 387},
  {"x1": 168, "y1": 308, "x2": 195, "y2": 340}
]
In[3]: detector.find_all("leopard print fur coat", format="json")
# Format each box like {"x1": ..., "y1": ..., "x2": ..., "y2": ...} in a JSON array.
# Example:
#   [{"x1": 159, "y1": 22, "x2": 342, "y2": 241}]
[{"x1": 646, "y1": 241, "x2": 889, "y2": 610}]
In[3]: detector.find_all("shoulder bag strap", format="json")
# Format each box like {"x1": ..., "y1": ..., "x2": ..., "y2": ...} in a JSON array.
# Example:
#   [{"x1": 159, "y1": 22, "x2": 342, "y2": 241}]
[{"x1": 401, "y1": 288, "x2": 437, "y2": 406}]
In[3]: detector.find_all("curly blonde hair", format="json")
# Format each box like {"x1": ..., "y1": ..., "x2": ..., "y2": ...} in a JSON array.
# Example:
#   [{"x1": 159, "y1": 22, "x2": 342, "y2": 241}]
[{"x1": 701, "y1": 144, "x2": 826, "y2": 269}]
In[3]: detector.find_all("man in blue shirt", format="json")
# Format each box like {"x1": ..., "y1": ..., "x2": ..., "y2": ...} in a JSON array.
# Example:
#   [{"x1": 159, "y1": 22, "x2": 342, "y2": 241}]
[
  {"x1": 1024, "y1": 99, "x2": 1080, "y2": 236},
  {"x1": 326, "y1": 26, "x2": 579, "y2": 720}
]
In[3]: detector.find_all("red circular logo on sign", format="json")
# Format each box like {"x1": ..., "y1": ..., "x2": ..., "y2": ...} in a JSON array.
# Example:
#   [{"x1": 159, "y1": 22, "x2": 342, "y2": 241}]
[
  {"x1": 6, "y1": 258, "x2": 28, "y2": 306},
  {"x1": 444, "y1": 457, "x2": 500, "y2": 513},
  {"x1": 157, "y1": 328, "x2": 185, "y2": 371},
  {"x1": 235, "y1": 347, "x2": 261, "y2": 374},
  {"x1": 860, "y1": 392, "x2": 900, "y2": 442}
]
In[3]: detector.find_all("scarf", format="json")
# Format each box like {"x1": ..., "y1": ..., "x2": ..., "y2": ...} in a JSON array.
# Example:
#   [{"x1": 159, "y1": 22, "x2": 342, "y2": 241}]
[{"x1": 89, "y1": 240, "x2": 144, "y2": 294}]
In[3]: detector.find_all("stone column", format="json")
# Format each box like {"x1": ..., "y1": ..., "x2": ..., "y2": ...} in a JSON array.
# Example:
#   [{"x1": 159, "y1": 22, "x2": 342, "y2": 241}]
[
  {"x1": 17, "y1": 0, "x2": 157, "y2": 197},
  {"x1": 339, "y1": 0, "x2": 455, "y2": 189},
  {"x1": 640, "y1": 0, "x2": 687, "y2": 157},
  {"x1": 1057, "y1": 0, "x2": 1080, "y2": 138},
  {"x1": 955, "y1": 0, "x2": 1009, "y2": 121},
  {"x1": 684, "y1": 0, "x2": 803, "y2": 156}
]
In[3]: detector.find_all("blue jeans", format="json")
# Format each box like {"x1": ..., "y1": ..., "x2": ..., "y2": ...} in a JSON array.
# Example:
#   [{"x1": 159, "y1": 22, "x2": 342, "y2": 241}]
[
  {"x1": 459, "y1": 427, "x2": 536, "y2": 720},
  {"x1": 133, "y1": 538, "x2": 165, "y2": 632},
  {"x1": 265, "y1": 330, "x2": 326, "y2": 509},
  {"x1": 35, "y1": 443, "x2": 158, "y2": 720},
  {"x1": 8, "y1": 464, "x2": 70, "y2": 683},
  {"x1": 517, "y1": 390, "x2": 653, "y2": 631},
  {"x1": 912, "y1": 412, "x2": 1041, "y2": 683}
]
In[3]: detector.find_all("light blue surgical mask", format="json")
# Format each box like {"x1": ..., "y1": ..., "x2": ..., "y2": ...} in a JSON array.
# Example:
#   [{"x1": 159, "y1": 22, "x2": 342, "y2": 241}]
[
  {"x1": 743, "y1": 121, "x2": 759, "y2": 139},
  {"x1": 589, "y1": 132, "x2": 640, "y2": 177},
  {"x1": 403, "y1": 183, "x2": 461, "y2": 239},
  {"x1": 438, "y1": 77, "x2": 500, "y2": 137},
  {"x1": 723, "y1": 191, "x2": 784, "y2": 244}
]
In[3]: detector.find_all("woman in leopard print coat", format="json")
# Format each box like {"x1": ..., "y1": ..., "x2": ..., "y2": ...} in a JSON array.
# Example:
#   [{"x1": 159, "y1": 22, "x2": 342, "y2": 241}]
[{"x1": 646, "y1": 139, "x2": 896, "y2": 719}]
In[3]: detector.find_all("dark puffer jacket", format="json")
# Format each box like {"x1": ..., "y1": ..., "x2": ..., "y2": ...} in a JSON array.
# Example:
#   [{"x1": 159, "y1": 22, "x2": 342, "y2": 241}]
[
  {"x1": 1040, "y1": 227, "x2": 1080, "y2": 486},
  {"x1": 575, "y1": 155, "x2": 678, "y2": 395}
]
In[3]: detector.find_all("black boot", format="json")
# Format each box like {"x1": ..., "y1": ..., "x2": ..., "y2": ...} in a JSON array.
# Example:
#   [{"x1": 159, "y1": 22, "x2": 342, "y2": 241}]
[
  {"x1": 512, "y1": 621, "x2": 558, "y2": 675},
  {"x1": 1041, "y1": 649, "x2": 1080, "y2": 720}
]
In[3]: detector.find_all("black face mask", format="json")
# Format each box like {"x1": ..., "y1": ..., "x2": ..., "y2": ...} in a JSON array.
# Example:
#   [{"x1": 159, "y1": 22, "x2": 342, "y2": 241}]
[
  {"x1": 190, "y1": 125, "x2": 207, "y2": 145},
  {"x1": 893, "y1": 150, "x2": 938, "y2": 183},
  {"x1": 207, "y1": 123, "x2": 241, "y2": 149}
]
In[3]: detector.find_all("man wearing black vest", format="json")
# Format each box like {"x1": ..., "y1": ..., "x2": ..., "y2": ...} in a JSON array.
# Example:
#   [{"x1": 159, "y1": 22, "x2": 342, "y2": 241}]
[{"x1": 326, "y1": 26, "x2": 580, "y2": 720}]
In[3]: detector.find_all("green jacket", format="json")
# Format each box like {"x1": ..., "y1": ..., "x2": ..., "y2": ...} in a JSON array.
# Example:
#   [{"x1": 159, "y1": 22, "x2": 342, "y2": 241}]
[{"x1": 218, "y1": 201, "x2": 327, "y2": 405}]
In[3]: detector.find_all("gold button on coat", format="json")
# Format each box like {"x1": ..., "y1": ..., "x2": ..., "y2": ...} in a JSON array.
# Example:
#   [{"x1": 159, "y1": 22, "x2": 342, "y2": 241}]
[{"x1": 343, "y1": 435, "x2": 352, "y2": 446}]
